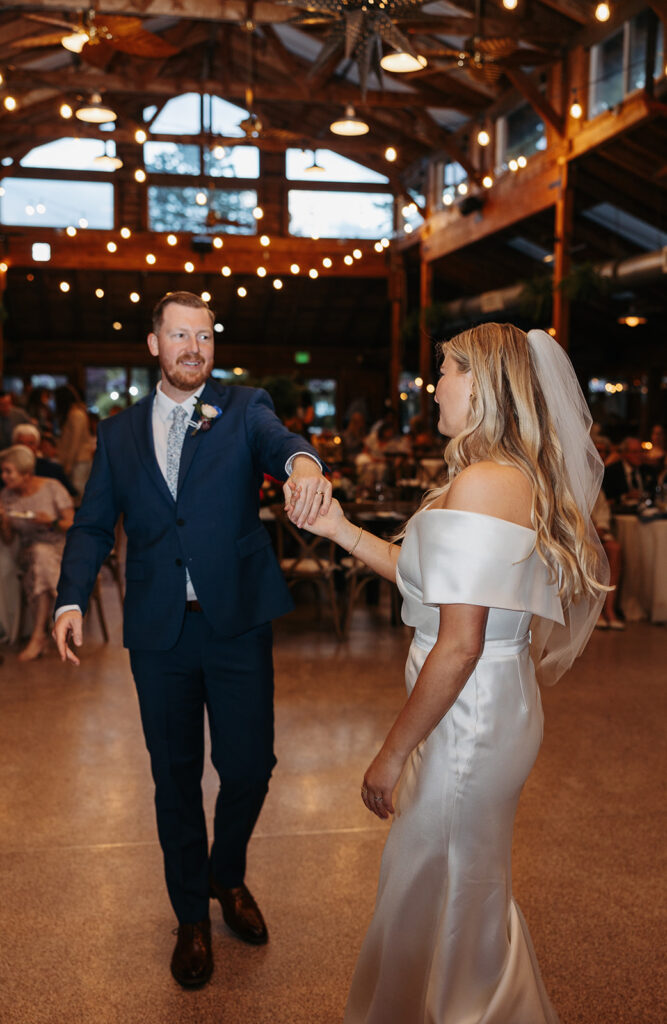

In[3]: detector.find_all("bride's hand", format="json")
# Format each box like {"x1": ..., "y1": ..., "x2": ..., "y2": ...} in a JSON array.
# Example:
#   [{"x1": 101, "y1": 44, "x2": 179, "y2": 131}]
[
  {"x1": 285, "y1": 482, "x2": 346, "y2": 539},
  {"x1": 361, "y1": 747, "x2": 406, "y2": 820}
]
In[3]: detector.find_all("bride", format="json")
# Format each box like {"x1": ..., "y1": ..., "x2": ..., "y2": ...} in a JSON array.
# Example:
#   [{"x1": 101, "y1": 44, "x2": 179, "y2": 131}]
[{"x1": 286, "y1": 323, "x2": 609, "y2": 1024}]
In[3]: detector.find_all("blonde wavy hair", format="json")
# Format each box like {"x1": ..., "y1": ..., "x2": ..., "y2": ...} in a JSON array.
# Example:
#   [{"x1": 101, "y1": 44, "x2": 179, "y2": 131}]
[{"x1": 412, "y1": 322, "x2": 607, "y2": 606}]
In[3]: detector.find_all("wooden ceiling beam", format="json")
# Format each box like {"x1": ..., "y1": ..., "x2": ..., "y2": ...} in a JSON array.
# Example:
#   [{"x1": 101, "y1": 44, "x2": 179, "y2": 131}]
[
  {"x1": 0, "y1": 1, "x2": 297, "y2": 25},
  {"x1": 1, "y1": 227, "x2": 391, "y2": 278},
  {"x1": 533, "y1": 0, "x2": 590, "y2": 25}
]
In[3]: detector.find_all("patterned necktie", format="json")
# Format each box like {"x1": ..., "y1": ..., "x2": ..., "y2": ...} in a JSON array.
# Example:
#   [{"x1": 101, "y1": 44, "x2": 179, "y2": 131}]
[{"x1": 166, "y1": 405, "x2": 188, "y2": 499}]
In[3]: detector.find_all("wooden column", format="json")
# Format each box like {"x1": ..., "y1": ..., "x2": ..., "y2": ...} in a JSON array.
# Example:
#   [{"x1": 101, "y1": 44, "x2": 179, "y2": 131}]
[
  {"x1": 419, "y1": 255, "x2": 433, "y2": 417},
  {"x1": 552, "y1": 160, "x2": 574, "y2": 350},
  {"x1": 0, "y1": 267, "x2": 5, "y2": 380},
  {"x1": 388, "y1": 251, "x2": 406, "y2": 406}
]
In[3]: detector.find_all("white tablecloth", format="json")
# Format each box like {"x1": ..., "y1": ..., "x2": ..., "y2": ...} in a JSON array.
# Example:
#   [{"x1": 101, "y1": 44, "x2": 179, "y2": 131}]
[
  {"x1": 615, "y1": 514, "x2": 667, "y2": 623},
  {"x1": 0, "y1": 538, "x2": 22, "y2": 643}
]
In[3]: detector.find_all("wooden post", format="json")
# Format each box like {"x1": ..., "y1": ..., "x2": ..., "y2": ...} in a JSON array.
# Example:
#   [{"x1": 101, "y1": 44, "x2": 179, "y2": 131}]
[
  {"x1": 388, "y1": 252, "x2": 406, "y2": 407},
  {"x1": 419, "y1": 255, "x2": 433, "y2": 418},
  {"x1": 0, "y1": 265, "x2": 5, "y2": 380},
  {"x1": 552, "y1": 160, "x2": 574, "y2": 350}
]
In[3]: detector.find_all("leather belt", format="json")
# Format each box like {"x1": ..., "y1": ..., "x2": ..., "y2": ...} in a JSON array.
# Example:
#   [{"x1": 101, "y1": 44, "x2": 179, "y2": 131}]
[{"x1": 185, "y1": 600, "x2": 203, "y2": 612}]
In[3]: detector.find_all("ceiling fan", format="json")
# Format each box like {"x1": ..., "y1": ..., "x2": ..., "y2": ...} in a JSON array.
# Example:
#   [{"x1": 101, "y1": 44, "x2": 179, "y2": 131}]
[
  {"x1": 11, "y1": 8, "x2": 179, "y2": 60},
  {"x1": 416, "y1": 0, "x2": 552, "y2": 84}
]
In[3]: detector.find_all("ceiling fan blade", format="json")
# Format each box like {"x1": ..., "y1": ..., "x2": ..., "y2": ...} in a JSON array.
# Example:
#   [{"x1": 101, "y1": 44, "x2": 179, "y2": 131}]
[
  {"x1": 111, "y1": 31, "x2": 180, "y2": 58},
  {"x1": 98, "y1": 16, "x2": 145, "y2": 38},
  {"x1": 24, "y1": 13, "x2": 75, "y2": 31},
  {"x1": 11, "y1": 32, "x2": 68, "y2": 50}
]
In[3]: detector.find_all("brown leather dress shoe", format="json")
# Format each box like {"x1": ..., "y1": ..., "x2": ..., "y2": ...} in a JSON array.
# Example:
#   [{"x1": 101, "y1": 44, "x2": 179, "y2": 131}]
[
  {"x1": 170, "y1": 918, "x2": 213, "y2": 987},
  {"x1": 210, "y1": 880, "x2": 268, "y2": 945}
]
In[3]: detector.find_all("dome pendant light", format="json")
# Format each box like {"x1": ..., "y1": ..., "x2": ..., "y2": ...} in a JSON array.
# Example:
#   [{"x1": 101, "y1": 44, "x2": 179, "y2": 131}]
[{"x1": 330, "y1": 105, "x2": 369, "y2": 136}]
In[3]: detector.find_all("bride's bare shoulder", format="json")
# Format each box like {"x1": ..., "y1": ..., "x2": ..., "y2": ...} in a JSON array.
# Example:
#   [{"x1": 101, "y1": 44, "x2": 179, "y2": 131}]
[{"x1": 435, "y1": 462, "x2": 533, "y2": 528}]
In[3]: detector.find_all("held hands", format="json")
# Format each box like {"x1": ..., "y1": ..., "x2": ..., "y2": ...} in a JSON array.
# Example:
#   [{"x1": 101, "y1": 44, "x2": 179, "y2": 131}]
[
  {"x1": 52, "y1": 610, "x2": 83, "y2": 666},
  {"x1": 285, "y1": 481, "x2": 346, "y2": 539},
  {"x1": 361, "y1": 746, "x2": 406, "y2": 820}
]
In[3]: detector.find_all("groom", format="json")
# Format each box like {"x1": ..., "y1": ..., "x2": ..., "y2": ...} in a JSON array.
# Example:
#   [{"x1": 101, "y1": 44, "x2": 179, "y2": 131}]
[{"x1": 53, "y1": 291, "x2": 331, "y2": 987}]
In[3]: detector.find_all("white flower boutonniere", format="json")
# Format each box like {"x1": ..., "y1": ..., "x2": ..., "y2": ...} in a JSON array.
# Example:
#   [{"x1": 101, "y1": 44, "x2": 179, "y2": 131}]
[{"x1": 189, "y1": 399, "x2": 222, "y2": 435}]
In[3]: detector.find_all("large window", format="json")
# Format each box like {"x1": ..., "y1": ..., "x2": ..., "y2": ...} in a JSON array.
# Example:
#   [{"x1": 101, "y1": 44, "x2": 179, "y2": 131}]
[
  {"x1": 0, "y1": 178, "x2": 114, "y2": 228},
  {"x1": 144, "y1": 141, "x2": 259, "y2": 178},
  {"x1": 148, "y1": 186, "x2": 257, "y2": 233},
  {"x1": 498, "y1": 103, "x2": 546, "y2": 166},
  {"x1": 147, "y1": 93, "x2": 249, "y2": 138},
  {"x1": 288, "y1": 191, "x2": 394, "y2": 239},
  {"x1": 286, "y1": 149, "x2": 388, "y2": 184},
  {"x1": 589, "y1": 11, "x2": 664, "y2": 116},
  {"x1": 20, "y1": 137, "x2": 118, "y2": 172}
]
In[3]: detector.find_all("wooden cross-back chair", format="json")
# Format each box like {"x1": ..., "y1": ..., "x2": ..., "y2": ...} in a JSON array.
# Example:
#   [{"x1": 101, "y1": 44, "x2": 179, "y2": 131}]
[{"x1": 270, "y1": 506, "x2": 343, "y2": 638}]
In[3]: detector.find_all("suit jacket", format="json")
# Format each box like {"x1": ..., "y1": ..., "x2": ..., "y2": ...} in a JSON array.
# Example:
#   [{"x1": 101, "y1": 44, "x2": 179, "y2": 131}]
[
  {"x1": 603, "y1": 460, "x2": 650, "y2": 503},
  {"x1": 56, "y1": 379, "x2": 321, "y2": 650}
]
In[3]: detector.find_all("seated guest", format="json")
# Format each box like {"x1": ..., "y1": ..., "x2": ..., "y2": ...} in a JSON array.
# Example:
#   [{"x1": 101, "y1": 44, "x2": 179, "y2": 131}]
[
  {"x1": 11, "y1": 423, "x2": 78, "y2": 497},
  {"x1": 342, "y1": 411, "x2": 367, "y2": 459},
  {"x1": 603, "y1": 436, "x2": 651, "y2": 504},
  {"x1": 0, "y1": 445, "x2": 74, "y2": 661},
  {"x1": 365, "y1": 413, "x2": 412, "y2": 457},
  {"x1": 0, "y1": 390, "x2": 30, "y2": 449},
  {"x1": 591, "y1": 490, "x2": 624, "y2": 630}
]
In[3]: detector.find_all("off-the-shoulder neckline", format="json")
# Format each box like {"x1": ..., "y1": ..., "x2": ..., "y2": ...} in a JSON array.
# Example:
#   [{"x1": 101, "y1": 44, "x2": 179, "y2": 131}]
[{"x1": 422, "y1": 506, "x2": 536, "y2": 535}]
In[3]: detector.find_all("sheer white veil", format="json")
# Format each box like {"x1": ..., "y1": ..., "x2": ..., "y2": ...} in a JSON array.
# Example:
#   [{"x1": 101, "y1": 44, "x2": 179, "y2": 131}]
[{"x1": 526, "y1": 329, "x2": 609, "y2": 686}]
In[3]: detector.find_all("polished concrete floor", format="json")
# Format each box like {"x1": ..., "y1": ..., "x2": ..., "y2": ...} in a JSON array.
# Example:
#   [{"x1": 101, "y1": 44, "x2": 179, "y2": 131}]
[{"x1": 0, "y1": 583, "x2": 665, "y2": 1024}]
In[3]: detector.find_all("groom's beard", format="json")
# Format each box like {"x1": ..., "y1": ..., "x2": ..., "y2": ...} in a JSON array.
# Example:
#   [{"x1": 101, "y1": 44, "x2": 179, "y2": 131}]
[{"x1": 162, "y1": 351, "x2": 213, "y2": 392}]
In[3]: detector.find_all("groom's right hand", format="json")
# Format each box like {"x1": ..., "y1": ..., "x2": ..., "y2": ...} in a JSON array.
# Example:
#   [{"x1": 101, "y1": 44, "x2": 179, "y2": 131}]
[{"x1": 52, "y1": 610, "x2": 83, "y2": 666}]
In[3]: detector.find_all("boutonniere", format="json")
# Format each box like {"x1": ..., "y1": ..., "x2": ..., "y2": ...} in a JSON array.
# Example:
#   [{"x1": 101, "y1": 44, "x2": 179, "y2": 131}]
[{"x1": 189, "y1": 400, "x2": 222, "y2": 435}]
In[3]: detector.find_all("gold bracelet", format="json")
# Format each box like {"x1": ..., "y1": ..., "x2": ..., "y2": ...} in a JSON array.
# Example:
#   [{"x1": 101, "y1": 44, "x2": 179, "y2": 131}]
[{"x1": 347, "y1": 525, "x2": 363, "y2": 556}]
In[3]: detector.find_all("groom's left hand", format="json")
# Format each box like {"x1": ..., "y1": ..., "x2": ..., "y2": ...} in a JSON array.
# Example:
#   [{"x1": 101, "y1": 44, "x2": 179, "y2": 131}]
[{"x1": 284, "y1": 455, "x2": 332, "y2": 528}]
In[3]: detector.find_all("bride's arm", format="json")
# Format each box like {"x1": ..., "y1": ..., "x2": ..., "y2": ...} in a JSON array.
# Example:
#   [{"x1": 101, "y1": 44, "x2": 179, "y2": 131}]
[
  {"x1": 362, "y1": 601, "x2": 489, "y2": 818},
  {"x1": 285, "y1": 489, "x2": 400, "y2": 582}
]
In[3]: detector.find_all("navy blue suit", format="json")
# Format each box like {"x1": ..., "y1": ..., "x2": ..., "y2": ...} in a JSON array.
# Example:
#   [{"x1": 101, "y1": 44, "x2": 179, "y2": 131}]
[{"x1": 57, "y1": 378, "x2": 321, "y2": 921}]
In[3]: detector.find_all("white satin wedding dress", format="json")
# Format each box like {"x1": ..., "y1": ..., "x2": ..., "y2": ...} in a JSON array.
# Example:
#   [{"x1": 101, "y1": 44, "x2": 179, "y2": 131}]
[{"x1": 344, "y1": 509, "x2": 564, "y2": 1024}]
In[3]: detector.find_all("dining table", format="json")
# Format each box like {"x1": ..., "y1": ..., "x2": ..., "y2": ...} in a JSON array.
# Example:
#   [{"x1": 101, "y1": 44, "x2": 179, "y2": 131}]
[{"x1": 615, "y1": 512, "x2": 667, "y2": 623}]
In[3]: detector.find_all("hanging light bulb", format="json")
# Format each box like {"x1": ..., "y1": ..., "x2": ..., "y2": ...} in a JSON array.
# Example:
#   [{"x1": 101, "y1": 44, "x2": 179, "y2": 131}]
[
  {"x1": 330, "y1": 105, "x2": 369, "y2": 136},
  {"x1": 76, "y1": 92, "x2": 116, "y2": 123},
  {"x1": 60, "y1": 103, "x2": 73, "y2": 120},
  {"x1": 62, "y1": 31, "x2": 89, "y2": 53},
  {"x1": 3, "y1": 96, "x2": 17, "y2": 112},
  {"x1": 380, "y1": 51, "x2": 427, "y2": 73},
  {"x1": 134, "y1": 169, "x2": 146, "y2": 183},
  {"x1": 595, "y1": 2, "x2": 610, "y2": 21},
  {"x1": 477, "y1": 128, "x2": 490, "y2": 146},
  {"x1": 570, "y1": 97, "x2": 583, "y2": 119},
  {"x1": 135, "y1": 129, "x2": 147, "y2": 144},
  {"x1": 93, "y1": 142, "x2": 123, "y2": 172},
  {"x1": 304, "y1": 150, "x2": 325, "y2": 175},
  {"x1": 384, "y1": 146, "x2": 398, "y2": 162}
]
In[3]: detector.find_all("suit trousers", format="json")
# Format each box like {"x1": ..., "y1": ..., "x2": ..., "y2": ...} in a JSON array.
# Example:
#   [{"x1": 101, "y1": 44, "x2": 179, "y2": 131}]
[{"x1": 130, "y1": 610, "x2": 276, "y2": 923}]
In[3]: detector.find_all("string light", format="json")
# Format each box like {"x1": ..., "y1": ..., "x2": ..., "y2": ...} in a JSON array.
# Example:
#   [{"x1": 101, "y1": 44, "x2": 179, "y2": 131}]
[
  {"x1": 344, "y1": 255, "x2": 354, "y2": 265},
  {"x1": 253, "y1": 206, "x2": 264, "y2": 219},
  {"x1": 595, "y1": 2, "x2": 610, "y2": 21},
  {"x1": 322, "y1": 257, "x2": 333, "y2": 268},
  {"x1": 134, "y1": 169, "x2": 146, "y2": 183},
  {"x1": 384, "y1": 146, "x2": 398, "y2": 162},
  {"x1": 237, "y1": 286, "x2": 247, "y2": 297},
  {"x1": 112, "y1": 321, "x2": 122, "y2": 330},
  {"x1": 482, "y1": 175, "x2": 493, "y2": 188},
  {"x1": 273, "y1": 279, "x2": 283, "y2": 290},
  {"x1": 106, "y1": 241, "x2": 117, "y2": 253},
  {"x1": 352, "y1": 248, "x2": 362, "y2": 259},
  {"x1": 66, "y1": 226, "x2": 77, "y2": 237},
  {"x1": 477, "y1": 128, "x2": 490, "y2": 146},
  {"x1": 145, "y1": 253, "x2": 156, "y2": 265},
  {"x1": 508, "y1": 159, "x2": 519, "y2": 172},
  {"x1": 135, "y1": 129, "x2": 147, "y2": 143},
  {"x1": 374, "y1": 242, "x2": 383, "y2": 253},
  {"x1": 426, "y1": 384, "x2": 435, "y2": 394},
  {"x1": 259, "y1": 235, "x2": 270, "y2": 246},
  {"x1": 0, "y1": 262, "x2": 7, "y2": 273},
  {"x1": 443, "y1": 193, "x2": 454, "y2": 206},
  {"x1": 502, "y1": 0, "x2": 517, "y2": 8},
  {"x1": 120, "y1": 227, "x2": 131, "y2": 239},
  {"x1": 201, "y1": 290, "x2": 211, "y2": 302},
  {"x1": 457, "y1": 182, "x2": 469, "y2": 195},
  {"x1": 3, "y1": 96, "x2": 17, "y2": 112},
  {"x1": 129, "y1": 291, "x2": 140, "y2": 303},
  {"x1": 60, "y1": 103, "x2": 73, "y2": 119},
  {"x1": 256, "y1": 266, "x2": 267, "y2": 277},
  {"x1": 78, "y1": 218, "x2": 88, "y2": 228},
  {"x1": 517, "y1": 155, "x2": 527, "y2": 168},
  {"x1": 195, "y1": 191, "x2": 207, "y2": 206},
  {"x1": 380, "y1": 238, "x2": 390, "y2": 248},
  {"x1": 290, "y1": 263, "x2": 300, "y2": 274},
  {"x1": 212, "y1": 237, "x2": 223, "y2": 249},
  {"x1": 59, "y1": 281, "x2": 70, "y2": 292},
  {"x1": 221, "y1": 266, "x2": 231, "y2": 276},
  {"x1": 184, "y1": 261, "x2": 195, "y2": 273},
  {"x1": 309, "y1": 269, "x2": 319, "y2": 279},
  {"x1": 95, "y1": 288, "x2": 104, "y2": 298},
  {"x1": 166, "y1": 234, "x2": 178, "y2": 246}
]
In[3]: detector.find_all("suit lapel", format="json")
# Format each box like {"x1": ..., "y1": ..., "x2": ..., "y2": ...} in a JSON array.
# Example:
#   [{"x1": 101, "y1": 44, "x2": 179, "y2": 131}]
[
  {"x1": 177, "y1": 379, "x2": 229, "y2": 495},
  {"x1": 130, "y1": 390, "x2": 175, "y2": 507}
]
